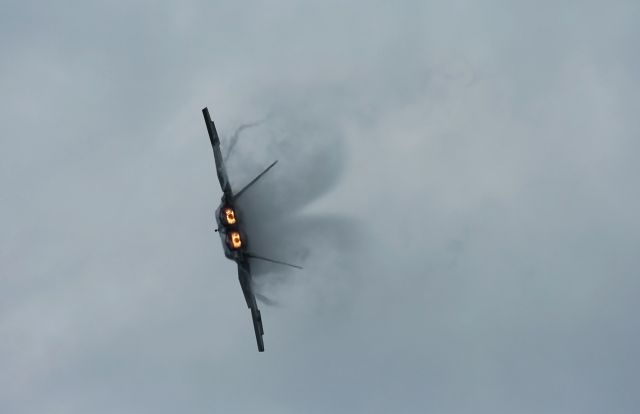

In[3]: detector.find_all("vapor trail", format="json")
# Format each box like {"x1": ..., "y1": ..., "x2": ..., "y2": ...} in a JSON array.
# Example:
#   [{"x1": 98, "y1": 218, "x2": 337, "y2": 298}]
[
  {"x1": 255, "y1": 293, "x2": 279, "y2": 307},
  {"x1": 224, "y1": 117, "x2": 270, "y2": 162}
]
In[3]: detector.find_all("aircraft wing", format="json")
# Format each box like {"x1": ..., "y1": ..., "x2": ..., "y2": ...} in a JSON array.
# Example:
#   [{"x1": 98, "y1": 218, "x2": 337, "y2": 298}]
[
  {"x1": 202, "y1": 107, "x2": 232, "y2": 198},
  {"x1": 237, "y1": 261, "x2": 265, "y2": 352}
]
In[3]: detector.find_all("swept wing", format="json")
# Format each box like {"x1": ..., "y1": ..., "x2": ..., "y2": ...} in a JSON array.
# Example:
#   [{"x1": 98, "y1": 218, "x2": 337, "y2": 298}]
[{"x1": 202, "y1": 107, "x2": 232, "y2": 198}]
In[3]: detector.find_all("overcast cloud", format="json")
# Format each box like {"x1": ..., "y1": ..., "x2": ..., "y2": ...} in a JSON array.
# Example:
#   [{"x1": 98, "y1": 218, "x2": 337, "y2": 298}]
[{"x1": 1, "y1": 1, "x2": 639, "y2": 413}]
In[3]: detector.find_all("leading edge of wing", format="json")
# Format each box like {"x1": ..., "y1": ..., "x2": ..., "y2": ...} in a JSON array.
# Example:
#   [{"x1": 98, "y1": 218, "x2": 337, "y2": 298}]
[{"x1": 237, "y1": 262, "x2": 265, "y2": 352}]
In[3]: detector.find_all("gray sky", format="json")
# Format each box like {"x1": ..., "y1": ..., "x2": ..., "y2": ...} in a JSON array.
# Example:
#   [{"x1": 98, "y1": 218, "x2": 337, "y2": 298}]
[{"x1": 2, "y1": 1, "x2": 640, "y2": 413}]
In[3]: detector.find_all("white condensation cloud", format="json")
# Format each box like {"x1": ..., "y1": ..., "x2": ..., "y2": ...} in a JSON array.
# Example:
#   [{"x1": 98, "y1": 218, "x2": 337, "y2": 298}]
[{"x1": 1, "y1": 1, "x2": 639, "y2": 413}]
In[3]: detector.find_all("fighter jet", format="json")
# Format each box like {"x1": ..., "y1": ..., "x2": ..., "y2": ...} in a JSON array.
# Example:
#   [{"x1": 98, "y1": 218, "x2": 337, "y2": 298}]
[{"x1": 202, "y1": 107, "x2": 301, "y2": 352}]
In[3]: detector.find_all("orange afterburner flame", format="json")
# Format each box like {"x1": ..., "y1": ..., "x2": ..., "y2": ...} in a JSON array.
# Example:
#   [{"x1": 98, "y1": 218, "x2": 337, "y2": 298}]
[
  {"x1": 224, "y1": 208, "x2": 236, "y2": 225},
  {"x1": 229, "y1": 231, "x2": 242, "y2": 249}
]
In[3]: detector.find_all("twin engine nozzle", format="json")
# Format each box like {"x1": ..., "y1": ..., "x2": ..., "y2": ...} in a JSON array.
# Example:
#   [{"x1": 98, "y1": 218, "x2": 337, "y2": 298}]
[{"x1": 219, "y1": 206, "x2": 243, "y2": 250}]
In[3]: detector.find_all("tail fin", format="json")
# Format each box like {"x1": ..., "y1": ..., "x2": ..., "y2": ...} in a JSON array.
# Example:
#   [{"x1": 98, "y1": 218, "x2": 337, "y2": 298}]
[{"x1": 233, "y1": 160, "x2": 278, "y2": 200}]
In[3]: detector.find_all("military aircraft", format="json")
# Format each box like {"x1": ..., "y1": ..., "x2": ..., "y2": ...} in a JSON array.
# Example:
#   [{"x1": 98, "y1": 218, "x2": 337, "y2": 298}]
[{"x1": 202, "y1": 107, "x2": 302, "y2": 352}]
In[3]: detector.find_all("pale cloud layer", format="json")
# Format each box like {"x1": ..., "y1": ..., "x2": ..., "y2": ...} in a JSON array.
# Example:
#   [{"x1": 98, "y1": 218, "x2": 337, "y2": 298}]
[{"x1": 1, "y1": 1, "x2": 639, "y2": 413}]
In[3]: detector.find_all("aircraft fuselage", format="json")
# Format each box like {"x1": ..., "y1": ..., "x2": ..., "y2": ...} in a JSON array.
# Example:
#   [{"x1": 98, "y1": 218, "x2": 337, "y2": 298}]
[{"x1": 214, "y1": 196, "x2": 246, "y2": 263}]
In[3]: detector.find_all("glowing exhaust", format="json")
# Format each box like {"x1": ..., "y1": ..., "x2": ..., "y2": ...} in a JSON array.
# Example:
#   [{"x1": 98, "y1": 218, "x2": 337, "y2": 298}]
[
  {"x1": 224, "y1": 208, "x2": 237, "y2": 225},
  {"x1": 229, "y1": 231, "x2": 242, "y2": 249}
]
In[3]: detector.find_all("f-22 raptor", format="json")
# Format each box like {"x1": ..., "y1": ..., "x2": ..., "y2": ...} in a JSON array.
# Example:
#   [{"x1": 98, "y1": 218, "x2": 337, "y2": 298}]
[{"x1": 202, "y1": 107, "x2": 301, "y2": 352}]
